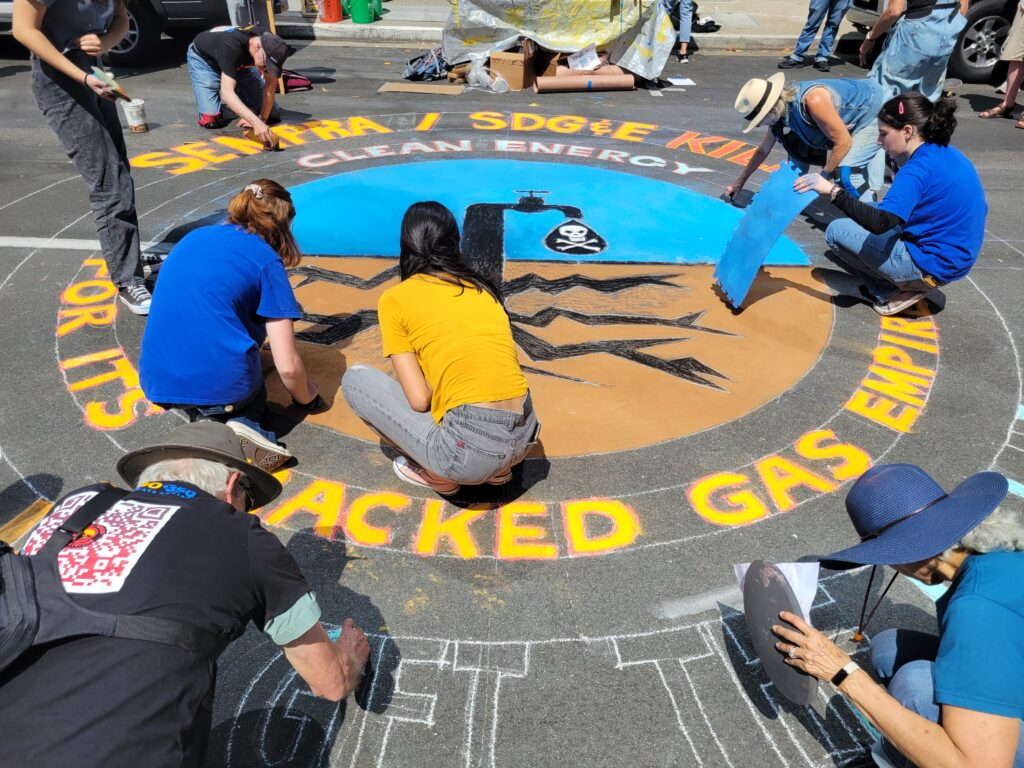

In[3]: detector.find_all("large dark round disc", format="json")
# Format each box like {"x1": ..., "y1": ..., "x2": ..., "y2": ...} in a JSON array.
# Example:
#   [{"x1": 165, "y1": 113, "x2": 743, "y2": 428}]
[{"x1": 742, "y1": 560, "x2": 817, "y2": 705}]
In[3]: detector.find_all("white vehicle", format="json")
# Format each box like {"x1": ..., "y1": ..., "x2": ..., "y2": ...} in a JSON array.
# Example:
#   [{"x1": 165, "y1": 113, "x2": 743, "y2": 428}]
[{"x1": 847, "y1": 0, "x2": 1017, "y2": 82}]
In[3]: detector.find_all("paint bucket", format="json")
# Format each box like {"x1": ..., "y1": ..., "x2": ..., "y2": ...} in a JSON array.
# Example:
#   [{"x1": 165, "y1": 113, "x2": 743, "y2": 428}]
[
  {"x1": 122, "y1": 99, "x2": 148, "y2": 133},
  {"x1": 348, "y1": 0, "x2": 374, "y2": 23},
  {"x1": 318, "y1": 0, "x2": 342, "y2": 22}
]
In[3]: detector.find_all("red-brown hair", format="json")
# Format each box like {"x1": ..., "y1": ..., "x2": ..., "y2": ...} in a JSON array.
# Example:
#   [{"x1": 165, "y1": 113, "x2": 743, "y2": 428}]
[{"x1": 227, "y1": 179, "x2": 301, "y2": 267}]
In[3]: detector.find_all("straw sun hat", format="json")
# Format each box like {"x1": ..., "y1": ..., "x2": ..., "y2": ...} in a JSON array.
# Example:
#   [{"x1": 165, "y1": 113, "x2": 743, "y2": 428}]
[{"x1": 735, "y1": 72, "x2": 786, "y2": 133}]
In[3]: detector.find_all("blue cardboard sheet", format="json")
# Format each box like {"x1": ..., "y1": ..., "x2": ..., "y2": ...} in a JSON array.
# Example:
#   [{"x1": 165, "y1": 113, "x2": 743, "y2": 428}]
[{"x1": 713, "y1": 162, "x2": 815, "y2": 309}]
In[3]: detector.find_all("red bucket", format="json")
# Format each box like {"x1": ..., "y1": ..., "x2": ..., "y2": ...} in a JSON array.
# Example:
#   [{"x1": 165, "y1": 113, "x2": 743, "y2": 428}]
[{"x1": 319, "y1": 0, "x2": 342, "y2": 23}]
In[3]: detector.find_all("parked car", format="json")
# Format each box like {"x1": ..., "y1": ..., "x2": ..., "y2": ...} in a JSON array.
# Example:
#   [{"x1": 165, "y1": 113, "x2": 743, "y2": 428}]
[
  {"x1": 847, "y1": 0, "x2": 1018, "y2": 82},
  {"x1": 1, "y1": 0, "x2": 283, "y2": 66}
]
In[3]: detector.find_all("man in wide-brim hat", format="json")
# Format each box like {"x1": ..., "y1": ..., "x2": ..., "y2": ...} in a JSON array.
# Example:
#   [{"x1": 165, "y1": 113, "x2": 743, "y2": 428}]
[
  {"x1": 0, "y1": 422, "x2": 370, "y2": 767},
  {"x1": 726, "y1": 71, "x2": 886, "y2": 203},
  {"x1": 770, "y1": 463, "x2": 1024, "y2": 767}
]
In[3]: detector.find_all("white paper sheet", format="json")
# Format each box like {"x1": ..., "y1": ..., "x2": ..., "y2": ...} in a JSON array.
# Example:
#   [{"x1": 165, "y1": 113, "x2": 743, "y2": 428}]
[
  {"x1": 733, "y1": 562, "x2": 820, "y2": 622},
  {"x1": 567, "y1": 44, "x2": 601, "y2": 71},
  {"x1": 667, "y1": 77, "x2": 695, "y2": 86}
]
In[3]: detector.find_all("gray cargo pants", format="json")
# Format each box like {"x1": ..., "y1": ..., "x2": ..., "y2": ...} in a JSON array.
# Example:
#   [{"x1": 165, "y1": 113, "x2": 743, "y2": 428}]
[{"x1": 31, "y1": 52, "x2": 142, "y2": 287}]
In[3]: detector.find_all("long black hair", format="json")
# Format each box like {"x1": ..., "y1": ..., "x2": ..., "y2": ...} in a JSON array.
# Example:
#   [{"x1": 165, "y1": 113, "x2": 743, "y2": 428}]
[
  {"x1": 398, "y1": 201, "x2": 504, "y2": 305},
  {"x1": 877, "y1": 92, "x2": 958, "y2": 146}
]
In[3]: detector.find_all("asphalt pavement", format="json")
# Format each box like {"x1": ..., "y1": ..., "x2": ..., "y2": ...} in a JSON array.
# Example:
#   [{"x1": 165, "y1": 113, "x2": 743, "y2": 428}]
[{"x1": 0, "y1": 34, "x2": 1021, "y2": 768}]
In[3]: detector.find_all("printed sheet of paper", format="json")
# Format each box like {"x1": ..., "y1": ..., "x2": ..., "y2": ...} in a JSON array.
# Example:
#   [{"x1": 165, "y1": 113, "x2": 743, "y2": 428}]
[
  {"x1": 734, "y1": 561, "x2": 820, "y2": 622},
  {"x1": 567, "y1": 44, "x2": 601, "y2": 71}
]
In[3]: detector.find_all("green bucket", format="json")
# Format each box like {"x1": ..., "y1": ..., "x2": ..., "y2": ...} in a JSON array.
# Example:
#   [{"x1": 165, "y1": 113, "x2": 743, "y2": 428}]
[{"x1": 347, "y1": 0, "x2": 374, "y2": 22}]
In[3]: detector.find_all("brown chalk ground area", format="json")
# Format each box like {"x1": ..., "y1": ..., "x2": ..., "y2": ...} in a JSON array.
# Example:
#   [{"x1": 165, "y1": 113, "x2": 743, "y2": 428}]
[{"x1": 263, "y1": 259, "x2": 834, "y2": 457}]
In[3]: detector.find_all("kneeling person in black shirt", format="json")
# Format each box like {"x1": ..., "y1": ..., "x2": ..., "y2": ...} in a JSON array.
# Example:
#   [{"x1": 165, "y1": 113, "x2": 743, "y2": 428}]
[
  {"x1": 186, "y1": 25, "x2": 291, "y2": 145},
  {"x1": 0, "y1": 422, "x2": 370, "y2": 768}
]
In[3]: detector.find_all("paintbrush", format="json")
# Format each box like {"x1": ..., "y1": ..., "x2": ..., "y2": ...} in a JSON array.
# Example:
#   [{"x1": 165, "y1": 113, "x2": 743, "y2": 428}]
[
  {"x1": 90, "y1": 67, "x2": 130, "y2": 101},
  {"x1": 243, "y1": 128, "x2": 282, "y2": 151}
]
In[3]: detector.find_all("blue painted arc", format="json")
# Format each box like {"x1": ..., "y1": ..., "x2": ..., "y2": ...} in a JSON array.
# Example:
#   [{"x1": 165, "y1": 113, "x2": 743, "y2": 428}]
[{"x1": 289, "y1": 159, "x2": 810, "y2": 266}]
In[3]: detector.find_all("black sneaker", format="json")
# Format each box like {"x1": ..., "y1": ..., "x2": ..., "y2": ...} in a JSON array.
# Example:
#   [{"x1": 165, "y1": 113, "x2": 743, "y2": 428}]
[
  {"x1": 118, "y1": 278, "x2": 152, "y2": 315},
  {"x1": 813, "y1": 59, "x2": 830, "y2": 72},
  {"x1": 141, "y1": 251, "x2": 168, "y2": 278},
  {"x1": 778, "y1": 57, "x2": 807, "y2": 69}
]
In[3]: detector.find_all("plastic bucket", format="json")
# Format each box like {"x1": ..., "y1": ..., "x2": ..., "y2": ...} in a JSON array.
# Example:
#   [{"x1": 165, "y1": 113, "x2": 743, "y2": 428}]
[
  {"x1": 371, "y1": 0, "x2": 381, "y2": 16},
  {"x1": 349, "y1": 0, "x2": 373, "y2": 23},
  {"x1": 121, "y1": 99, "x2": 148, "y2": 133},
  {"x1": 318, "y1": 0, "x2": 341, "y2": 22}
]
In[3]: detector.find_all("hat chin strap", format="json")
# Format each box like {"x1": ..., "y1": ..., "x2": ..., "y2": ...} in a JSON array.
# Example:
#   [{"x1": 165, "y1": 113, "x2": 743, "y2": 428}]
[{"x1": 858, "y1": 493, "x2": 949, "y2": 542}]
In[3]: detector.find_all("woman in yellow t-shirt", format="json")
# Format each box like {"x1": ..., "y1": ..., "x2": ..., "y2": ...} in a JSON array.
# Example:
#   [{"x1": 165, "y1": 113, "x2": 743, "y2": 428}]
[{"x1": 341, "y1": 202, "x2": 540, "y2": 496}]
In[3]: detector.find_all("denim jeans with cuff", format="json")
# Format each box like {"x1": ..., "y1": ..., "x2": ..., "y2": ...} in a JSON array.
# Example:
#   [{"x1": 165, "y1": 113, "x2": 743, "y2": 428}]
[
  {"x1": 661, "y1": 0, "x2": 694, "y2": 44},
  {"x1": 824, "y1": 218, "x2": 933, "y2": 303},
  {"x1": 787, "y1": 0, "x2": 853, "y2": 62},
  {"x1": 341, "y1": 365, "x2": 539, "y2": 484},
  {"x1": 158, "y1": 384, "x2": 278, "y2": 443},
  {"x1": 31, "y1": 51, "x2": 142, "y2": 287},
  {"x1": 869, "y1": 628, "x2": 1024, "y2": 768},
  {"x1": 186, "y1": 44, "x2": 267, "y2": 119}
]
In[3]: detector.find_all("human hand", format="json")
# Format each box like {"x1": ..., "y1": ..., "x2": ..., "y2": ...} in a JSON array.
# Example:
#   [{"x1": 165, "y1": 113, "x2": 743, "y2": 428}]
[
  {"x1": 859, "y1": 38, "x2": 875, "y2": 67},
  {"x1": 336, "y1": 618, "x2": 370, "y2": 684},
  {"x1": 725, "y1": 180, "x2": 745, "y2": 200},
  {"x1": 772, "y1": 610, "x2": 851, "y2": 682},
  {"x1": 74, "y1": 33, "x2": 103, "y2": 56},
  {"x1": 83, "y1": 72, "x2": 116, "y2": 101},
  {"x1": 794, "y1": 173, "x2": 833, "y2": 196},
  {"x1": 252, "y1": 119, "x2": 274, "y2": 147}
]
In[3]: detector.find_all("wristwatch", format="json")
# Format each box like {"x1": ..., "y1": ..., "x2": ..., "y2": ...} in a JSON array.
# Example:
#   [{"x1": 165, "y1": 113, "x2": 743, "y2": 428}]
[
  {"x1": 830, "y1": 661, "x2": 860, "y2": 688},
  {"x1": 819, "y1": 169, "x2": 834, "y2": 181}
]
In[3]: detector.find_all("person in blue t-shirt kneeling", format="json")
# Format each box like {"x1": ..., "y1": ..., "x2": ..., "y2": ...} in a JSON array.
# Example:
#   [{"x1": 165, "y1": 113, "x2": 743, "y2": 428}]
[
  {"x1": 794, "y1": 92, "x2": 987, "y2": 316},
  {"x1": 140, "y1": 179, "x2": 322, "y2": 472},
  {"x1": 774, "y1": 464, "x2": 1024, "y2": 768}
]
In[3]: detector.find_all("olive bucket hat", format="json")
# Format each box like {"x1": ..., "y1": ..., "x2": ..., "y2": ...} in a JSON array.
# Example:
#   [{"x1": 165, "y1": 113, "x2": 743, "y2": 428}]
[{"x1": 117, "y1": 422, "x2": 282, "y2": 509}]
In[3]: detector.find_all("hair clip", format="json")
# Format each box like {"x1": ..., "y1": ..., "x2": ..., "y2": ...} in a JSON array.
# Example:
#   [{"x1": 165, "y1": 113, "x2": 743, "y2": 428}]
[
  {"x1": 245, "y1": 183, "x2": 264, "y2": 199},
  {"x1": 897, "y1": 101, "x2": 905, "y2": 116}
]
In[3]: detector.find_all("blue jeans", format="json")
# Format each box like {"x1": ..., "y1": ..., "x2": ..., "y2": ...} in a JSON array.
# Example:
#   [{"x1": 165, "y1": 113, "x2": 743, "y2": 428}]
[
  {"x1": 341, "y1": 365, "x2": 539, "y2": 484},
  {"x1": 869, "y1": 7, "x2": 967, "y2": 101},
  {"x1": 870, "y1": 629, "x2": 1024, "y2": 767},
  {"x1": 186, "y1": 44, "x2": 265, "y2": 118},
  {"x1": 824, "y1": 218, "x2": 931, "y2": 303},
  {"x1": 158, "y1": 384, "x2": 278, "y2": 443},
  {"x1": 789, "y1": 0, "x2": 853, "y2": 61},
  {"x1": 661, "y1": 0, "x2": 693, "y2": 44}
]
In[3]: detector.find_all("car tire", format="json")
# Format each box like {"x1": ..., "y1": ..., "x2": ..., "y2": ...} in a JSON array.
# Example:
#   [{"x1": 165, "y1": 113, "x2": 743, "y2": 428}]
[
  {"x1": 106, "y1": 1, "x2": 162, "y2": 67},
  {"x1": 947, "y1": 0, "x2": 1014, "y2": 83}
]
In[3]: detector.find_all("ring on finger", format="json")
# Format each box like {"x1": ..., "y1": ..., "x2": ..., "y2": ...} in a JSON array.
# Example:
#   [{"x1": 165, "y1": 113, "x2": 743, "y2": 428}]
[{"x1": 788, "y1": 647, "x2": 798, "y2": 659}]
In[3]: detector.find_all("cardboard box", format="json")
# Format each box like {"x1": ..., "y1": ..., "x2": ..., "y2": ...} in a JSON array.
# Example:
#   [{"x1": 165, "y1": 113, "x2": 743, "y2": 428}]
[
  {"x1": 534, "y1": 48, "x2": 561, "y2": 78},
  {"x1": 489, "y1": 39, "x2": 536, "y2": 91}
]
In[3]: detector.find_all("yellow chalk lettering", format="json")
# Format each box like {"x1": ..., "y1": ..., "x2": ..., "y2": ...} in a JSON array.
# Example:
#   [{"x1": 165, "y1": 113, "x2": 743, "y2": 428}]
[
  {"x1": 131, "y1": 151, "x2": 208, "y2": 175},
  {"x1": 880, "y1": 316, "x2": 937, "y2": 340},
  {"x1": 61, "y1": 280, "x2": 116, "y2": 305},
  {"x1": 873, "y1": 345, "x2": 935, "y2": 377},
  {"x1": 264, "y1": 479, "x2": 345, "y2": 537},
  {"x1": 60, "y1": 347, "x2": 123, "y2": 370},
  {"x1": 470, "y1": 111, "x2": 507, "y2": 130},
  {"x1": 84, "y1": 388, "x2": 150, "y2": 430},
  {"x1": 344, "y1": 492, "x2": 409, "y2": 546},
  {"x1": 794, "y1": 429, "x2": 871, "y2": 482},
  {"x1": 414, "y1": 500, "x2": 485, "y2": 559},
  {"x1": 845, "y1": 390, "x2": 919, "y2": 433},
  {"x1": 415, "y1": 112, "x2": 441, "y2": 131},
  {"x1": 755, "y1": 456, "x2": 836, "y2": 512},
  {"x1": 57, "y1": 305, "x2": 117, "y2": 336},
  {"x1": 878, "y1": 333, "x2": 939, "y2": 354},
  {"x1": 211, "y1": 136, "x2": 266, "y2": 155},
  {"x1": 511, "y1": 113, "x2": 547, "y2": 131},
  {"x1": 497, "y1": 502, "x2": 556, "y2": 560},
  {"x1": 303, "y1": 119, "x2": 351, "y2": 140},
  {"x1": 689, "y1": 472, "x2": 768, "y2": 526},
  {"x1": 68, "y1": 356, "x2": 137, "y2": 392},
  {"x1": 863, "y1": 365, "x2": 932, "y2": 407},
  {"x1": 176, "y1": 141, "x2": 238, "y2": 163},
  {"x1": 563, "y1": 499, "x2": 639, "y2": 555},
  {"x1": 546, "y1": 115, "x2": 588, "y2": 134},
  {"x1": 611, "y1": 121, "x2": 658, "y2": 142},
  {"x1": 82, "y1": 258, "x2": 108, "y2": 279},
  {"x1": 270, "y1": 124, "x2": 308, "y2": 145},
  {"x1": 347, "y1": 116, "x2": 392, "y2": 136}
]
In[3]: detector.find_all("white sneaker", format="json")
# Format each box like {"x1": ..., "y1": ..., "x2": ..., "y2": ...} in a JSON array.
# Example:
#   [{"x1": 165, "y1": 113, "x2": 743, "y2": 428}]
[
  {"x1": 141, "y1": 251, "x2": 168, "y2": 278},
  {"x1": 226, "y1": 421, "x2": 293, "y2": 472},
  {"x1": 118, "y1": 278, "x2": 152, "y2": 315}
]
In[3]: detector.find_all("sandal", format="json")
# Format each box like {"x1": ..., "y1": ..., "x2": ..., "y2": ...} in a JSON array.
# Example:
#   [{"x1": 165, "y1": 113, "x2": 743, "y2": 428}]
[{"x1": 979, "y1": 104, "x2": 1013, "y2": 119}]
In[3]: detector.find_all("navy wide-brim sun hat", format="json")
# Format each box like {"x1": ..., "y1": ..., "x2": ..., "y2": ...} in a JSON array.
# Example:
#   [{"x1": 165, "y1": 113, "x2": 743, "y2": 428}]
[{"x1": 817, "y1": 464, "x2": 1008, "y2": 570}]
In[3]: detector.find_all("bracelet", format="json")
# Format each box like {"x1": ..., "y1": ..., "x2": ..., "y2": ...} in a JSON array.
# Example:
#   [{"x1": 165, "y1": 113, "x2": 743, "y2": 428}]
[
  {"x1": 830, "y1": 660, "x2": 860, "y2": 688},
  {"x1": 829, "y1": 183, "x2": 843, "y2": 203},
  {"x1": 83, "y1": 70, "x2": 90, "y2": 86}
]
